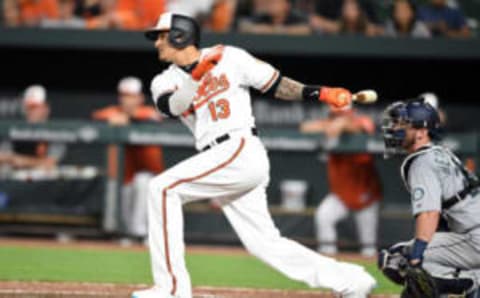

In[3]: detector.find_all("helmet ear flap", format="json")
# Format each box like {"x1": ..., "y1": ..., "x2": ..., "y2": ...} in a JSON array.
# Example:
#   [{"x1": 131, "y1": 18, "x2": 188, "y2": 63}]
[
  {"x1": 169, "y1": 28, "x2": 186, "y2": 47},
  {"x1": 145, "y1": 13, "x2": 200, "y2": 48},
  {"x1": 168, "y1": 15, "x2": 201, "y2": 49}
]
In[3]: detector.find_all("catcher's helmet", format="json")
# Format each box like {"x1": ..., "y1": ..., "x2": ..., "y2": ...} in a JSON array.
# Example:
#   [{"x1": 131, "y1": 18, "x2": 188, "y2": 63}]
[
  {"x1": 145, "y1": 13, "x2": 200, "y2": 49},
  {"x1": 382, "y1": 100, "x2": 442, "y2": 158}
]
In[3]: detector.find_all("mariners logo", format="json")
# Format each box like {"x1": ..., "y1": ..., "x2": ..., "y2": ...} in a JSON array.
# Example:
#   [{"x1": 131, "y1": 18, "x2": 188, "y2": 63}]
[{"x1": 412, "y1": 187, "x2": 425, "y2": 201}]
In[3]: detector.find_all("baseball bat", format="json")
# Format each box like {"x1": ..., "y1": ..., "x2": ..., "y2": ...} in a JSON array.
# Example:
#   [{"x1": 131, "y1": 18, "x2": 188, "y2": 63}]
[{"x1": 352, "y1": 90, "x2": 378, "y2": 104}]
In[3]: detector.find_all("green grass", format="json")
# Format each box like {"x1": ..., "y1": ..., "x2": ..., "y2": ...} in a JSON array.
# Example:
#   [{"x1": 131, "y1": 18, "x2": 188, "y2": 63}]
[{"x1": 0, "y1": 246, "x2": 401, "y2": 294}]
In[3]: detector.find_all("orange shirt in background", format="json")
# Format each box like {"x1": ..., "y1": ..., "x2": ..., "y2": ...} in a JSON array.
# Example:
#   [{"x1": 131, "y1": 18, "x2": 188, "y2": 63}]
[
  {"x1": 327, "y1": 113, "x2": 382, "y2": 210},
  {"x1": 19, "y1": 0, "x2": 59, "y2": 25},
  {"x1": 138, "y1": 0, "x2": 166, "y2": 28},
  {"x1": 92, "y1": 105, "x2": 164, "y2": 184},
  {"x1": 115, "y1": 0, "x2": 165, "y2": 28},
  {"x1": 208, "y1": 0, "x2": 235, "y2": 32}
]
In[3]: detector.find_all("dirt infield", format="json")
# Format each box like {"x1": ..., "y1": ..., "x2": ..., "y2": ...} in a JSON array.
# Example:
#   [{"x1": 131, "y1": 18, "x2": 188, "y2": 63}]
[{"x1": 0, "y1": 281, "x2": 398, "y2": 298}]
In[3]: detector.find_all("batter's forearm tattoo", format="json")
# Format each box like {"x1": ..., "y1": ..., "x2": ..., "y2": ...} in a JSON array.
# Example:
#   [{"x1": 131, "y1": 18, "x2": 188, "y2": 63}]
[{"x1": 274, "y1": 77, "x2": 305, "y2": 101}]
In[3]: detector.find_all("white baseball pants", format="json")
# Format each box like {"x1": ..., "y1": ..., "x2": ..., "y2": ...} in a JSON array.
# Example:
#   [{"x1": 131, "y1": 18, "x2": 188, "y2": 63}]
[
  {"x1": 147, "y1": 134, "x2": 372, "y2": 297},
  {"x1": 121, "y1": 172, "x2": 152, "y2": 237},
  {"x1": 315, "y1": 193, "x2": 379, "y2": 256}
]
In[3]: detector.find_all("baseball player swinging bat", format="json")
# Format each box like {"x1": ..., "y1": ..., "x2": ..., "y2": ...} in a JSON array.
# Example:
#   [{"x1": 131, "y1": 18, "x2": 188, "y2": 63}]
[{"x1": 133, "y1": 11, "x2": 378, "y2": 298}]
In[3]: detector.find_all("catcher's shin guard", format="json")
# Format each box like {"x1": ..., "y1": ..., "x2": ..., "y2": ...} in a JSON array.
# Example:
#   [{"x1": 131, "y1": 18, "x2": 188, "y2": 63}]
[{"x1": 434, "y1": 276, "x2": 475, "y2": 296}]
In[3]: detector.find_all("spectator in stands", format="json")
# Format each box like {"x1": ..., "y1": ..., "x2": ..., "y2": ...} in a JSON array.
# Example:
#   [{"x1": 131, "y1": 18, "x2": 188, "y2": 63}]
[
  {"x1": 2, "y1": 0, "x2": 20, "y2": 26},
  {"x1": 40, "y1": 0, "x2": 85, "y2": 29},
  {"x1": 300, "y1": 104, "x2": 382, "y2": 257},
  {"x1": 74, "y1": 0, "x2": 164, "y2": 29},
  {"x1": 338, "y1": 0, "x2": 382, "y2": 36},
  {"x1": 238, "y1": 0, "x2": 311, "y2": 35},
  {"x1": 73, "y1": 0, "x2": 102, "y2": 19},
  {"x1": 384, "y1": 0, "x2": 431, "y2": 38},
  {"x1": 84, "y1": 0, "x2": 141, "y2": 30},
  {"x1": 116, "y1": 0, "x2": 165, "y2": 28},
  {"x1": 308, "y1": 0, "x2": 381, "y2": 36},
  {"x1": 0, "y1": 85, "x2": 65, "y2": 170},
  {"x1": 167, "y1": 0, "x2": 237, "y2": 32},
  {"x1": 92, "y1": 77, "x2": 164, "y2": 243},
  {"x1": 2, "y1": 0, "x2": 59, "y2": 27},
  {"x1": 205, "y1": 0, "x2": 238, "y2": 32},
  {"x1": 417, "y1": 0, "x2": 471, "y2": 37},
  {"x1": 302, "y1": 0, "x2": 381, "y2": 36}
]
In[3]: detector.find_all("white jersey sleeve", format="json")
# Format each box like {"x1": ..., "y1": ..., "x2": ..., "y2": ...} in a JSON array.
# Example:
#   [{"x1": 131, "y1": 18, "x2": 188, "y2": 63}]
[
  {"x1": 150, "y1": 66, "x2": 197, "y2": 133},
  {"x1": 408, "y1": 156, "x2": 442, "y2": 215},
  {"x1": 227, "y1": 46, "x2": 279, "y2": 93},
  {"x1": 150, "y1": 68, "x2": 179, "y2": 105}
]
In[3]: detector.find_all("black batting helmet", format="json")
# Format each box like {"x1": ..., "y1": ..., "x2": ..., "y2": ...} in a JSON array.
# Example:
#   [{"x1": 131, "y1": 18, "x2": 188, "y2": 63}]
[{"x1": 145, "y1": 13, "x2": 201, "y2": 49}]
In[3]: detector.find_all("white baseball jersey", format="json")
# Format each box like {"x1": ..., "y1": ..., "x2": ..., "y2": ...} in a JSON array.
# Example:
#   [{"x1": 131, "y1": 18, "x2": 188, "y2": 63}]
[
  {"x1": 138, "y1": 43, "x2": 377, "y2": 298},
  {"x1": 150, "y1": 45, "x2": 279, "y2": 150}
]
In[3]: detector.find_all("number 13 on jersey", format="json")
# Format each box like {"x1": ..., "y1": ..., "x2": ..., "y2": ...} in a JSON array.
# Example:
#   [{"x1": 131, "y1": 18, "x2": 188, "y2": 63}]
[{"x1": 208, "y1": 98, "x2": 231, "y2": 121}]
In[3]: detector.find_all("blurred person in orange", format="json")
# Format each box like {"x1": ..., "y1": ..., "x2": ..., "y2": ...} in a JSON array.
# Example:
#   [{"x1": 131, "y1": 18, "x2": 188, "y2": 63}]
[
  {"x1": 0, "y1": 85, "x2": 65, "y2": 170},
  {"x1": 40, "y1": 0, "x2": 85, "y2": 29},
  {"x1": 2, "y1": 0, "x2": 59, "y2": 27},
  {"x1": 300, "y1": 104, "x2": 382, "y2": 257},
  {"x1": 166, "y1": 0, "x2": 236, "y2": 32},
  {"x1": 238, "y1": 0, "x2": 311, "y2": 35},
  {"x1": 92, "y1": 76, "x2": 165, "y2": 241},
  {"x1": 114, "y1": 0, "x2": 165, "y2": 28},
  {"x1": 85, "y1": 0, "x2": 141, "y2": 30},
  {"x1": 205, "y1": 0, "x2": 237, "y2": 32}
]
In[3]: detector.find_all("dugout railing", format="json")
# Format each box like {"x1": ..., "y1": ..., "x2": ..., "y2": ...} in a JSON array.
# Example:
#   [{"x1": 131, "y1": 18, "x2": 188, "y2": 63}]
[{"x1": 0, "y1": 120, "x2": 478, "y2": 249}]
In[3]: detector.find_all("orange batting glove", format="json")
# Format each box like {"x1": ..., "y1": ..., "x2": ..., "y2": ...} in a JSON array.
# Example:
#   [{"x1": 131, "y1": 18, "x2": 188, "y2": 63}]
[
  {"x1": 319, "y1": 87, "x2": 352, "y2": 109},
  {"x1": 191, "y1": 50, "x2": 223, "y2": 81}
]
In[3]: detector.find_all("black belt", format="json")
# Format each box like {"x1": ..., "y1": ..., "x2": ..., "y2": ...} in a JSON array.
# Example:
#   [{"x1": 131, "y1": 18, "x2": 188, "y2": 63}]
[
  {"x1": 442, "y1": 186, "x2": 478, "y2": 209},
  {"x1": 201, "y1": 127, "x2": 258, "y2": 152}
]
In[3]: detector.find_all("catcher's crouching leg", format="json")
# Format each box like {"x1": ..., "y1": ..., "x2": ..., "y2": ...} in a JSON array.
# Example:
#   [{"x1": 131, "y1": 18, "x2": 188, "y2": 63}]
[{"x1": 433, "y1": 275, "x2": 476, "y2": 297}]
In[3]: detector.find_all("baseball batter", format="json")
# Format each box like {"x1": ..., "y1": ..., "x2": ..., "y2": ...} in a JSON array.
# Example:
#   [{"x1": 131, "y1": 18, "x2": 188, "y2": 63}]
[
  {"x1": 380, "y1": 100, "x2": 480, "y2": 296},
  {"x1": 132, "y1": 12, "x2": 376, "y2": 298}
]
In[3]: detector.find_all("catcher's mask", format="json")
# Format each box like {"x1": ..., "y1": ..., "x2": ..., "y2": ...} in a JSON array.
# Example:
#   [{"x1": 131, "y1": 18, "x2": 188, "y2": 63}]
[
  {"x1": 382, "y1": 100, "x2": 442, "y2": 158},
  {"x1": 145, "y1": 13, "x2": 201, "y2": 49}
]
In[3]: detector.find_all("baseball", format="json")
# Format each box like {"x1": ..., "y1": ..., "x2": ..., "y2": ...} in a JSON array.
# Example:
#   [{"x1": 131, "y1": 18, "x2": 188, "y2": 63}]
[{"x1": 353, "y1": 90, "x2": 378, "y2": 104}]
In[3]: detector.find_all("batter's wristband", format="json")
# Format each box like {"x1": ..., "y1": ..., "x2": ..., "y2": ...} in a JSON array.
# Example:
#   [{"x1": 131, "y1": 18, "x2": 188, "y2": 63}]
[
  {"x1": 410, "y1": 238, "x2": 428, "y2": 261},
  {"x1": 302, "y1": 85, "x2": 323, "y2": 101}
]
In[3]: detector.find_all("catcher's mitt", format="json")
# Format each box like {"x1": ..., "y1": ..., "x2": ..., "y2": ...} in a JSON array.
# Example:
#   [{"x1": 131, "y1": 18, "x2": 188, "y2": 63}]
[{"x1": 401, "y1": 265, "x2": 439, "y2": 298}]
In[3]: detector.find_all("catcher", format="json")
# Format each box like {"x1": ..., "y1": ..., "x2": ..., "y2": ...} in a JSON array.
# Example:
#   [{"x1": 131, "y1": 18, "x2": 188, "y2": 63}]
[{"x1": 378, "y1": 100, "x2": 480, "y2": 297}]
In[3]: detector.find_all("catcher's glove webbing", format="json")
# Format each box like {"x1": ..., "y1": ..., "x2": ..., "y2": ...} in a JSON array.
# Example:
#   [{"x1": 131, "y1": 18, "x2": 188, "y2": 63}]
[{"x1": 401, "y1": 265, "x2": 439, "y2": 298}]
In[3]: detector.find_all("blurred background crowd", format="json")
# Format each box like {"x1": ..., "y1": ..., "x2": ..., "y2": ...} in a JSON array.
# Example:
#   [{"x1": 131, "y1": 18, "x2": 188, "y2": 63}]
[{"x1": 1, "y1": 0, "x2": 478, "y2": 38}]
